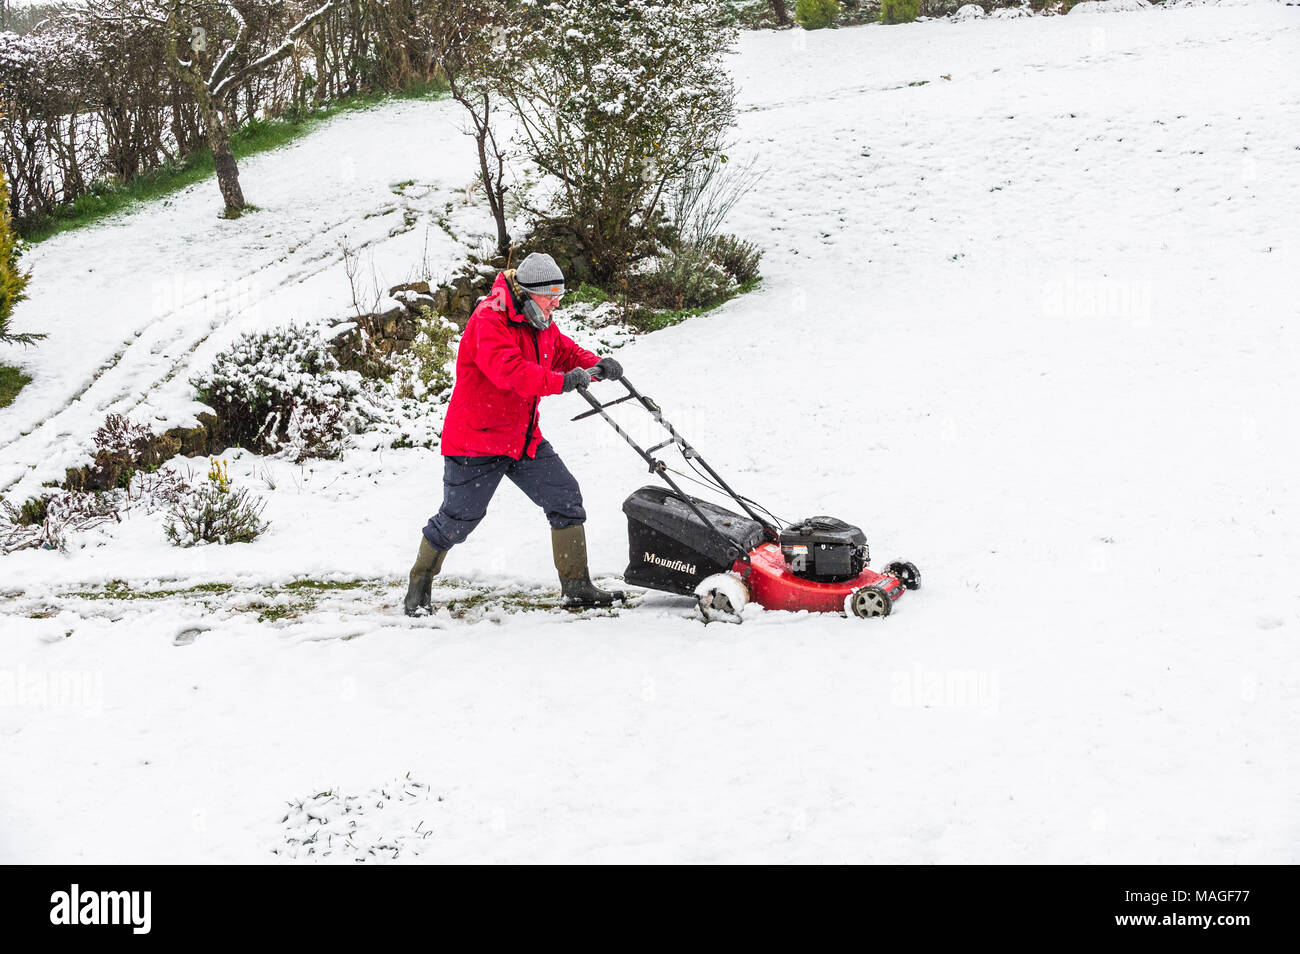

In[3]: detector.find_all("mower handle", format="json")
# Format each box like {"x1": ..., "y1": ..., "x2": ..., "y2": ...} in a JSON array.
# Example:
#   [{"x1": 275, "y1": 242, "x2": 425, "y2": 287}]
[{"x1": 571, "y1": 374, "x2": 780, "y2": 549}]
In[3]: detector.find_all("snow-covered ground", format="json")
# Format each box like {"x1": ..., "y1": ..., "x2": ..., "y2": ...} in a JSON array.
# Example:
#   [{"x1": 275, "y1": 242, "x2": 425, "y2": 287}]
[{"x1": 2, "y1": 3, "x2": 1298, "y2": 863}]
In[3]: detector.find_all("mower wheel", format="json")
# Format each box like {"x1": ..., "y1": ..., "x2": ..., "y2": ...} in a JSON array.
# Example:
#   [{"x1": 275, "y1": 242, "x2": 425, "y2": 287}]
[
  {"x1": 848, "y1": 584, "x2": 892, "y2": 619},
  {"x1": 886, "y1": 560, "x2": 921, "y2": 590},
  {"x1": 694, "y1": 572, "x2": 748, "y2": 623}
]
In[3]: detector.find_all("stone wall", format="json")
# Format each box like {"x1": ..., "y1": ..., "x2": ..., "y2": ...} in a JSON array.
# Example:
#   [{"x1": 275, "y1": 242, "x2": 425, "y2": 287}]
[
  {"x1": 55, "y1": 244, "x2": 590, "y2": 493},
  {"x1": 331, "y1": 267, "x2": 495, "y2": 375},
  {"x1": 61, "y1": 413, "x2": 228, "y2": 493}
]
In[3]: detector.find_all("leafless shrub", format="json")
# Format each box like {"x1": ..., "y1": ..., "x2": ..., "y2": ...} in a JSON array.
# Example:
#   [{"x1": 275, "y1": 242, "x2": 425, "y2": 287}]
[
  {"x1": 164, "y1": 484, "x2": 267, "y2": 547},
  {"x1": 1, "y1": 491, "x2": 121, "y2": 554}
]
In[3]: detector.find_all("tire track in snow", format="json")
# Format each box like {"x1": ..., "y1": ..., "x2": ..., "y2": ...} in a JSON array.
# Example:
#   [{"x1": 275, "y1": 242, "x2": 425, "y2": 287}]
[
  {"x1": 0, "y1": 97, "x2": 477, "y2": 497},
  {"x1": 0, "y1": 202, "x2": 442, "y2": 495}
]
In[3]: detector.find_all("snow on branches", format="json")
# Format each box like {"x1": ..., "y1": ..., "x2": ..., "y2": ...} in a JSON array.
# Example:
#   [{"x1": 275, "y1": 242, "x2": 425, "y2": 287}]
[{"x1": 490, "y1": 0, "x2": 740, "y2": 280}]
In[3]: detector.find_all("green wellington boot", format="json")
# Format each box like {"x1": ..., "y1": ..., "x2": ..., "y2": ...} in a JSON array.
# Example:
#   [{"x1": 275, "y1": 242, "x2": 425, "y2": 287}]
[
  {"x1": 403, "y1": 536, "x2": 448, "y2": 617},
  {"x1": 552, "y1": 524, "x2": 626, "y2": 608}
]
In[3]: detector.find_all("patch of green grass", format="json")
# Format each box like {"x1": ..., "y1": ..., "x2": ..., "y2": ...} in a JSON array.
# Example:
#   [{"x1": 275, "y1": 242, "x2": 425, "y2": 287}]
[
  {"x1": 626, "y1": 277, "x2": 761, "y2": 334},
  {"x1": 20, "y1": 80, "x2": 448, "y2": 244},
  {"x1": 66, "y1": 580, "x2": 234, "y2": 600},
  {"x1": 0, "y1": 364, "x2": 31, "y2": 409},
  {"x1": 283, "y1": 579, "x2": 369, "y2": 592},
  {"x1": 219, "y1": 202, "x2": 261, "y2": 220},
  {"x1": 63, "y1": 578, "x2": 376, "y2": 603},
  {"x1": 567, "y1": 283, "x2": 611, "y2": 306},
  {"x1": 257, "y1": 600, "x2": 314, "y2": 623},
  {"x1": 443, "y1": 586, "x2": 566, "y2": 619}
]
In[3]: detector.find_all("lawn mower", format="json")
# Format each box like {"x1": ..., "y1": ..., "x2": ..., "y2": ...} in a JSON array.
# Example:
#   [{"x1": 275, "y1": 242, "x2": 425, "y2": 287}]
[{"x1": 575, "y1": 373, "x2": 920, "y2": 621}]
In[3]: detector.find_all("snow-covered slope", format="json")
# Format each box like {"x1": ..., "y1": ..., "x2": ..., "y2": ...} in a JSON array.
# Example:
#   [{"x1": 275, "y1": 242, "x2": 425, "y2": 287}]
[
  {"x1": 0, "y1": 95, "x2": 483, "y2": 488},
  {"x1": 2, "y1": 3, "x2": 1298, "y2": 863}
]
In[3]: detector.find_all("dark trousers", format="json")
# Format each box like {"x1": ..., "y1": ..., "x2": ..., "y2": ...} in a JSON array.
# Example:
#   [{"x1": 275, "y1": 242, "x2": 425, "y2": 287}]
[{"x1": 422, "y1": 440, "x2": 586, "y2": 551}]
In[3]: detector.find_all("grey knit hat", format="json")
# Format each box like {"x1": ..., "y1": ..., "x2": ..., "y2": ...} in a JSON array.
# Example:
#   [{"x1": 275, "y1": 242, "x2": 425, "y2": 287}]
[{"x1": 515, "y1": 252, "x2": 565, "y2": 296}]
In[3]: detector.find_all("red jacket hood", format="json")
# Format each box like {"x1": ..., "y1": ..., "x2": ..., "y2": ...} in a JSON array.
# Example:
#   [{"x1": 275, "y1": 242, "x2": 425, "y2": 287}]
[{"x1": 479, "y1": 272, "x2": 527, "y2": 324}]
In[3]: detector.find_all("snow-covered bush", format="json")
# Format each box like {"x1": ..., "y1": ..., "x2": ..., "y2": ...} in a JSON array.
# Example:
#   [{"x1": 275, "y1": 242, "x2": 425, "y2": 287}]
[
  {"x1": 2, "y1": 446, "x2": 200, "y2": 554},
  {"x1": 797, "y1": 0, "x2": 843, "y2": 29},
  {"x1": 490, "y1": 0, "x2": 739, "y2": 282},
  {"x1": 1068, "y1": 0, "x2": 1151, "y2": 13},
  {"x1": 78, "y1": 413, "x2": 181, "y2": 492},
  {"x1": 164, "y1": 485, "x2": 267, "y2": 547},
  {"x1": 921, "y1": 0, "x2": 966, "y2": 15},
  {"x1": 164, "y1": 459, "x2": 267, "y2": 547},
  {"x1": 881, "y1": 0, "x2": 922, "y2": 21},
  {"x1": 1, "y1": 491, "x2": 121, "y2": 554},
  {"x1": 123, "y1": 467, "x2": 191, "y2": 511},
  {"x1": 192, "y1": 324, "x2": 373, "y2": 461},
  {"x1": 953, "y1": 3, "x2": 988, "y2": 19}
]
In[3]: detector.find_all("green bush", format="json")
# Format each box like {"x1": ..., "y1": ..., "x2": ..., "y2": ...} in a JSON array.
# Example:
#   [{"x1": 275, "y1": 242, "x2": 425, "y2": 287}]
[
  {"x1": 406, "y1": 307, "x2": 458, "y2": 398},
  {"x1": 642, "y1": 246, "x2": 733, "y2": 312},
  {"x1": 567, "y1": 284, "x2": 611, "y2": 306},
  {"x1": 624, "y1": 304, "x2": 689, "y2": 335},
  {"x1": 707, "y1": 234, "x2": 763, "y2": 286},
  {"x1": 1, "y1": 163, "x2": 39, "y2": 346},
  {"x1": 880, "y1": 0, "x2": 921, "y2": 23},
  {"x1": 797, "y1": 0, "x2": 842, "y2": 29},
  {"x1": 18, "y1": 495, "x2": 50, "y2": 526}
]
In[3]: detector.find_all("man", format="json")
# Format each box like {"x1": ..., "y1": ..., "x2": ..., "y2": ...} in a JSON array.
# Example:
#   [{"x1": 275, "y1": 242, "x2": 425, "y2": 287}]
[{"x1": 404, "y1": 252, "x2": 625, "y2": 616}]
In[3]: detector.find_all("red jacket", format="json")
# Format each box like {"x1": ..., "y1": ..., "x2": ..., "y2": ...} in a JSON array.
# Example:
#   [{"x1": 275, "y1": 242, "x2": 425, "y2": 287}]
[{"x1": 440, "y1": 272, "x2": 599, "y2": 459}]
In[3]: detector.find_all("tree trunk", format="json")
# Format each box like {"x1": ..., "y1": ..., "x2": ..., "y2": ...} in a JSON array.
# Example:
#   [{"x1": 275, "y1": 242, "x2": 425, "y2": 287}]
[
  {"x1": 200, "y1": 99, "x2": 245, "y2": 214},
  {"x1": 448, "y1": 70, "x2": 511, "y2": 258},
  {"x1": 473, "y1": 97, "x2": 511, "y2": 258},
  {"x1": 772, "y1": 0, "x2": 790, "y2": 26}
]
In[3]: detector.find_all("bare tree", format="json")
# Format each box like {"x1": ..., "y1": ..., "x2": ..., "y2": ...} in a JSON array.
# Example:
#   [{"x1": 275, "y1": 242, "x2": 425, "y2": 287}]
[
  {"x1": 172, "y1": 1, "x2": 338, "y2": 214},
  {"x1": 427, "y1": 0, "x2": 511, "y2": 258},
  {"x1": 108, "y1": 1, "x2": 340, "y2": 216}
]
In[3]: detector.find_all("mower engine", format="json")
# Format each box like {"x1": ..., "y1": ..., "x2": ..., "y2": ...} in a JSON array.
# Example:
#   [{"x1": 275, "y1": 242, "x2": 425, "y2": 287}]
[{"x1": 779, "y1": 516, "x2": 868, "y2": 582}]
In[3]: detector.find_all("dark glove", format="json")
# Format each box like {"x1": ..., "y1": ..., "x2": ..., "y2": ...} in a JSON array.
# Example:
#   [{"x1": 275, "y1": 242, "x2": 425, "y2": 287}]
[
  {"x1": 562, "y1": 368, "x2": 592, "y2": 393},
  {"x1": 592, "y1": 356, "x2": 623, "y2": 382}
]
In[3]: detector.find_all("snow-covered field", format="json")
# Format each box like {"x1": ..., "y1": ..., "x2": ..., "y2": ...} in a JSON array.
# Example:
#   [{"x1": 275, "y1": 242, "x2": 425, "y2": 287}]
[{"x1": 3, "y1": 2, "x2": 1298, "y2": 863}]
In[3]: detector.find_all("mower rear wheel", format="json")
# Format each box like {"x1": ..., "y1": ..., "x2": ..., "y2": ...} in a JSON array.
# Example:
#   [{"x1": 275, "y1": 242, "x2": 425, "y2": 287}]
[
  {"x1": 849, "y1": 585, "x2": 892, "y2": 619},
  {"x1": 886, "y1": 560, "x2": 921, "y2": 590}
]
